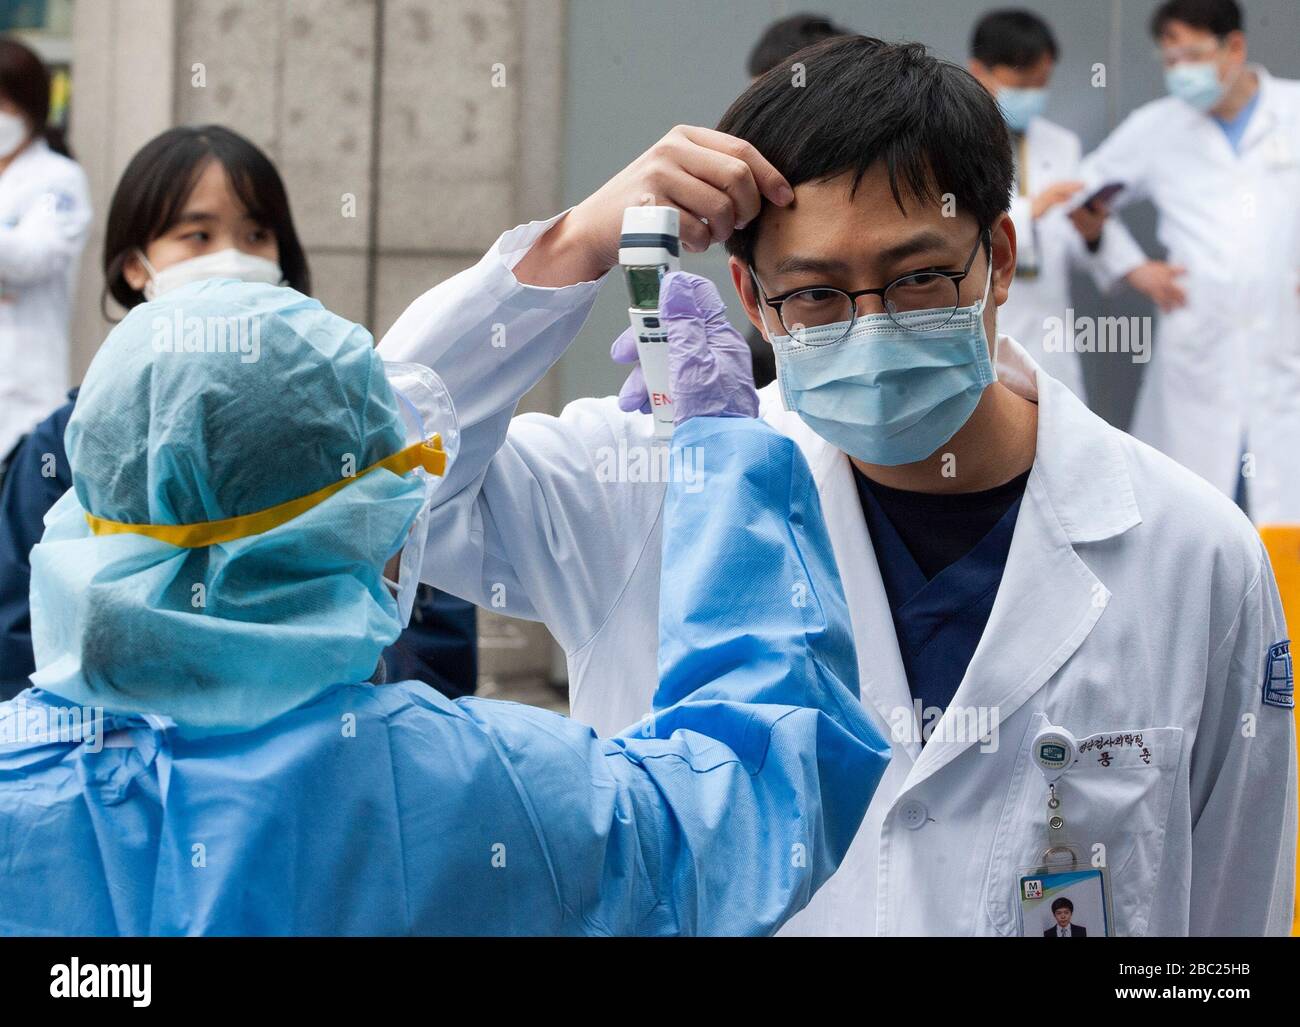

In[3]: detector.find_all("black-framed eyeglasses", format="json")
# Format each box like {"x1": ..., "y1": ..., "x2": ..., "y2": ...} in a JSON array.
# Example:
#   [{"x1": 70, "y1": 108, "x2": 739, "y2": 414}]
[{"x1": 751, "y1": 229, "x2": 991, "y2": 345}]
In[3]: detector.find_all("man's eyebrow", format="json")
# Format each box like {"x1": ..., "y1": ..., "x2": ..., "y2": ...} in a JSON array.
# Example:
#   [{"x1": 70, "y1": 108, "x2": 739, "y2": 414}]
[
  {"x1": 769, "y1": 230, "x2": 966, "y2": 278},
  {"x1": 771, "y1": 255, "x2": 852, "y2": 276},
  {"x1": 875, "y1": 229, "x2": 959, "y2": 266}
]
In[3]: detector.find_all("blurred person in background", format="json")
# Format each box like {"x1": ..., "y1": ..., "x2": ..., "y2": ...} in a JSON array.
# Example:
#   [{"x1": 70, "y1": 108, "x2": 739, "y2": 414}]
[
  {"x1": 746, "y1": 11, "x2": 851, "y2": 79},
  {"x1": 0, "y1": 35, "x2": 90, "y2": 462},
  {"x1": 1079, "y1": 0, "x2": 1300, "y2": 526},
  {"x1": 0, "y1": 124, "x2": 475, "y2": 701},
  {"x1": 967, "y1": 8, "x2": 1159, "y2": 404}
]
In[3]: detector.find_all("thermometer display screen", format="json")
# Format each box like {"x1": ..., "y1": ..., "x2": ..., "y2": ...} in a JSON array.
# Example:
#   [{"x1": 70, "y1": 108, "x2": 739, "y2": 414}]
[{"x1": 625, "y1": 264, "x2": 668, "y2": 310}]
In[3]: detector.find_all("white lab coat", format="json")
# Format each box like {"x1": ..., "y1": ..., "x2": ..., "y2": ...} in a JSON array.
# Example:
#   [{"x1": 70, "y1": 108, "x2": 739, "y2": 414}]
[
  {"x1": 0, "y1": 138, "x2": 91, "y2": 460},
  {"x1": 1080, "y1": 67, "x2": 1300, "y2": 524},
  {"x1": 1002, "y1": 116, "x2": 1145, "y2": 401},
  {"x1": 379, "y1": 214, "x2": 1296, "y2": 936}
]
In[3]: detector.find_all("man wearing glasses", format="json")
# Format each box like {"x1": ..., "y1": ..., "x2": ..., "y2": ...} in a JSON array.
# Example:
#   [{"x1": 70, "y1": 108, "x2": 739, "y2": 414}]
[
  {"x1": 1079, "y1": 0, "x2": 1300, "y2": 529},
  {"x1": 380, "y1": 34, "x2": 1295, "y2": 935}
]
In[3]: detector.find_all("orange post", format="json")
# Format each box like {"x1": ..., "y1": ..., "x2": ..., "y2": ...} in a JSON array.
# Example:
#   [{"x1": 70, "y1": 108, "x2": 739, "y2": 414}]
[{"x1": 1260, "y1": 525, "x2": 1300, "y2": 936}]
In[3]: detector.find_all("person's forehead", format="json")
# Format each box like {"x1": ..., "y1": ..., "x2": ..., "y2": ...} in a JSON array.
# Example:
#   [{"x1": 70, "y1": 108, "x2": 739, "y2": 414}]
[
  {"x1": 1160, "y1": 20, "x2": 1219, "y2": 44},
  {"x1": 188, "y1": 161, "x2": 236, "y2": 198},
  {"x1": 752, "y1": 167, "x2": 977, "y2": 268},
  {"x1": 183, "y1": 161, "x2": 255, "y2": 218},
  {"x1": 990, "y1": 53, "x2": 1055, "y2": 81}
]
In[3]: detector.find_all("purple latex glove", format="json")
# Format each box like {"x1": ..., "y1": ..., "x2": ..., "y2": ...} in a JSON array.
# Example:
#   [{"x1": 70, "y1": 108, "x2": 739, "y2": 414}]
[{"x1": 611, "y1": 271, "x2": 759, "y2": 425}]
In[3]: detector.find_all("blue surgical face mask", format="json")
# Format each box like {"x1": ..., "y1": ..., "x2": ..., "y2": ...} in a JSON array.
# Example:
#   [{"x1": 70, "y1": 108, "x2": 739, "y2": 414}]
[
  {"x1": 997, "y1": 86, "x2": 1048, "y2": 133},
  {"x1": 757, "y1": 251, "x2": 997, "y2": 467},
  {"x1": 1164, "y1": 61, "x2": 1225, "y2": 111}
]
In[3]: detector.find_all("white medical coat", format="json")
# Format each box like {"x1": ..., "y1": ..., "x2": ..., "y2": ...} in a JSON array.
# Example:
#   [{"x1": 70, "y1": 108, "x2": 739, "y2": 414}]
[
  {"x1": 378, "y1": 214, "x2": 1296, "y2": 936},
  {"x1": 0, "y1": 138, "x2": 91, "y2": 459}
]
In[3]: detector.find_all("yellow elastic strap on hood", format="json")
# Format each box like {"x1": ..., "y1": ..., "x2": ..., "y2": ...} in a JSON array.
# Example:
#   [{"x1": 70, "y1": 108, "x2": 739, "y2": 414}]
[{"x1": 84, "y1": 435, "x2": 446, "y2": 549}]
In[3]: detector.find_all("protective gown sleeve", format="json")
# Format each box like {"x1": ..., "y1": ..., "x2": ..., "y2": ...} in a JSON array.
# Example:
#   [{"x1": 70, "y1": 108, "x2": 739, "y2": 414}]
[{"x1": 453, "y1": 416, "x2": 890, "y2": 935}]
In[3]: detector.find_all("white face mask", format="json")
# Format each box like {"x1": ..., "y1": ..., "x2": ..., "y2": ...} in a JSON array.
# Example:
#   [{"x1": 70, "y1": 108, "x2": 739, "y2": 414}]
[
  {"x1": 0, "y1": 110, "x2": 29, "y2": 158},
  {"x1": 138, "y1": 247, "x2": 284, "y2": 301}
]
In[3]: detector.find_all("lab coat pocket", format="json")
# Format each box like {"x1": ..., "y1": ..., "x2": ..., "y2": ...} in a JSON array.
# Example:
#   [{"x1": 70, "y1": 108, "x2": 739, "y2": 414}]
[{"x1": 986, "y1": 717, "x2": 1184, "y2": 937}]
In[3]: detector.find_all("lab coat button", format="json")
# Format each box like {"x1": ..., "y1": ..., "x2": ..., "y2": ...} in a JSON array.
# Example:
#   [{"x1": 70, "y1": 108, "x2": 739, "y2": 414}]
[{"x1": 899, "y1": 799, "x2": 928, "y2": 829}]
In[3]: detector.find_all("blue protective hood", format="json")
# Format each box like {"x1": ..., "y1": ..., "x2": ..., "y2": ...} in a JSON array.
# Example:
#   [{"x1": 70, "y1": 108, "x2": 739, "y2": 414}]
[{"x1": 27, "y1": 280, "x2": 426, "y2": 732}]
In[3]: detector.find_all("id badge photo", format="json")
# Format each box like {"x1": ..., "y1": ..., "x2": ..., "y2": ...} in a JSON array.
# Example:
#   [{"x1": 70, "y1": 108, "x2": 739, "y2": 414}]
[{"x1": 1018, "y1": 863, "x2": 1112, "y2": 938}]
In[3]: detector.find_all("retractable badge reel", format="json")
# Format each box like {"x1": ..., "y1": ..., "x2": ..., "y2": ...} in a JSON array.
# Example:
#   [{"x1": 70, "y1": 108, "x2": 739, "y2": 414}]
[
  {"x1": 1032, "y1": 726, "x2": 1078, "y2": 863},
  {"x1": 1015, "y1": 725, "x2": 1113, "y2": 937}
]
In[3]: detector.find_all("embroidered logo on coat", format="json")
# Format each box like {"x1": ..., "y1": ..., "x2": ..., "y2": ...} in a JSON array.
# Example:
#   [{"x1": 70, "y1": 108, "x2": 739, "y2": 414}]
[{"x1": 1263, "y1": 640, "x2": 1293, "y2": 709}]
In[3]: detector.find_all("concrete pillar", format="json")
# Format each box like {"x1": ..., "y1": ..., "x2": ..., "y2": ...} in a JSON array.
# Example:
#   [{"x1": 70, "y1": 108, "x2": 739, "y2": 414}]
[{"x1": 67, "y1": 0, "x2": 177, "y2": 379}]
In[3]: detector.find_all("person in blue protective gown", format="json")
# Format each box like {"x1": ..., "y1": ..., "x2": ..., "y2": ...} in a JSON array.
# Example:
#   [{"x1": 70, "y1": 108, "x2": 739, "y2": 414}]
[
  {"x1": 0, "y1": 123, "x2": 477, "y2": 703},
  {"x1": 0, "y1": 276, "x2": 889, "y2": 936}
]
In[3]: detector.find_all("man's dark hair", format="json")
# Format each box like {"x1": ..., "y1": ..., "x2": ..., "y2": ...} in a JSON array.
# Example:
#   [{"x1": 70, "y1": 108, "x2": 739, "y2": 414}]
[
  {"x1": 747, "y1": 12, "x2": 851, "y2": 77},
  {"x1": 719, "y1": 36, "x2": 1013, "y2": 263},
  {"x1": 1150, "y1": 0, "x2": 1243, "y2": 39},
  {"x1": 970, "y1": 8, "x2": 1059, "y2": 69},
  {"x1": 1050, "y1": 896, "x2": 1074, "y2": 913}
]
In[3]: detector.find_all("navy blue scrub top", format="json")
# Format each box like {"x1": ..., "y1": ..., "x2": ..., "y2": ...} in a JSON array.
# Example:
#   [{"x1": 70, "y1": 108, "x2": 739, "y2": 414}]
[{"x1": 854, "y1": 468, "x2": 1029, "y2": 720}]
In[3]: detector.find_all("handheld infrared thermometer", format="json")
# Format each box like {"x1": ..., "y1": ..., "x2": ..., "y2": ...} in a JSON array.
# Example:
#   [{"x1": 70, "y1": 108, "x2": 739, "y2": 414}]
[{"x1": 619, "y1": 206, "x2": 680, "y2": 439}]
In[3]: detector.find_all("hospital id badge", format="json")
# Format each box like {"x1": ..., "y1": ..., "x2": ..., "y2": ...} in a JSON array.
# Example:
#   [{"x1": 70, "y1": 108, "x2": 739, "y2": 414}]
[
  {"x1": 1015, "y1": 725, "x2": 1114, "y2": 936},
  {"x1": 1017, "y1": 862, "x2": 1112, "y2": 938}
]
